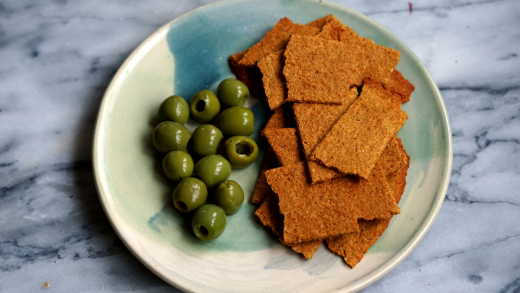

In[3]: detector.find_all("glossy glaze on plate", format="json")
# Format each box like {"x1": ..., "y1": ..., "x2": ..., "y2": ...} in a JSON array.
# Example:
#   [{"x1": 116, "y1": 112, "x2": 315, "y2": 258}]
[{"x1": 92, "y1": 0, "x2": 452, "y2": 292}]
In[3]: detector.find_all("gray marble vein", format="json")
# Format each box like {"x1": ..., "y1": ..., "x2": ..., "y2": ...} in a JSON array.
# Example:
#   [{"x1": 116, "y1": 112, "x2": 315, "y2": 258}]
[{"x1": 0, "y1": 0, "x2": 519, "y2": 292}]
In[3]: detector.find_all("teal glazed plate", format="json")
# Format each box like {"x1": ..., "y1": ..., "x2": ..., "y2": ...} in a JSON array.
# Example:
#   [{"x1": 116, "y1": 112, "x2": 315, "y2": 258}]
[{"x1": 92, "y1": 0, "x2": 453, "y2": 292}]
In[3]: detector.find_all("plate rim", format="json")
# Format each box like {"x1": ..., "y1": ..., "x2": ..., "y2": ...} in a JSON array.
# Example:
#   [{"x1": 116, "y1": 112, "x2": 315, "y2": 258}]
[{"x1": 92, "y1": 0, "x2": 453, "y2": 292}]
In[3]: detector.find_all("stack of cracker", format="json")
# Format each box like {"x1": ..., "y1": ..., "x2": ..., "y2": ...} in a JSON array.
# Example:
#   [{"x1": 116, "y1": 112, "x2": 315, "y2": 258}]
[{"x1": 229, "y1": 15, "x2": 414, "y2": 268}]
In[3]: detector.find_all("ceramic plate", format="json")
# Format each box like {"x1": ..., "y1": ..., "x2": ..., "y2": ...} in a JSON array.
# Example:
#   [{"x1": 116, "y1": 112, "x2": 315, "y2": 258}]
[{"x1": 92, "y1": 0, "x2": 452, "y2": 292}]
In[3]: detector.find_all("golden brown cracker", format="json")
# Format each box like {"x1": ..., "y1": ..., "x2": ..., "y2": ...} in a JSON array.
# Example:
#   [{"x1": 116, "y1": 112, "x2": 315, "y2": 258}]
[
  {"x1": 310, "y1": 79, "x2": 408, "y2": 179},
  {"x1": 305, "y1": 14, "x2": 336, "y2": 29},
  {"x1": 387, "y1": 150, "x2": 410, "y2": 204},
  {"x1": 386, "y1": 70, "x2": 415, "y2": 103},
  {"x1": 255, "y1": 194, "x2": 322, "y2": 259},
  {"x1": 262, "y1": 104, "x2": 297, "y2": 134},
  {"x1": 283, "y1": 31, "x2": 400, "y2": 104},
  {"x1": 239, "y1": 17, "x2": 320, "y2": 67},
  {"x1": 326, "y1": 218, "x2": 391, "y2": 268},
  {"x1": 317, "y1": 19, "x2": 400, "y2": 85},
  {"x1": 263, "y1": 128, "x2": 304, "y2": 166},
  {"x1": 265, "y1": 162, "x2": 399, "y2": 244},
  {"x1": 325, "y1": 148, "x2": 409, "y2": 268},
  {"x1": 307, "y1": 135, "x2": 405, "y2": 184},
  {"x1": 251, "y1": 148, "x2": 279, "y2": 204},
  {"x1": 228, "y1": 50, "x2": 267, "y2": 102},
  {"x1": 380, "y1": 136, "x2": 409, "y2": 176},
  {"x1": 325, "y1": 146, "x2": 409, "y2": 267},
  {"x1": 258, "y1": 50, "x2": 287, "y2": 110},
  {"x1": 293, "y1": 87, "x2": 358, "y2": 158}
]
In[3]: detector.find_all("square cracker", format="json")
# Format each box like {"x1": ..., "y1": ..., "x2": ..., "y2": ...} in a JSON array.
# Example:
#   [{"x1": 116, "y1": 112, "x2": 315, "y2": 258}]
[
  {"x1": 308, "y1": 135, "x2": 406, "y2": 184},
  {"x1": 251, "y1": 147, "x2": 279, "y2": 204},
  {"x1": 258, "y1": 50, "x2": 287, "y2": 110},
  {"x1": 255, "y1": 194, "x2": 322, "y2": 259},
  {"x1": 262, "y1": 104, "x2": 296, "y2": 133},
  {"x1": 293, "y1": 87, "x2": 359, "y2": 158},
  {"x1": 263, "y1": 128, "x2": 304, "y2": 166},
  {"x1": 316, "y1": 18, "x2": 414, "y2": 103},
  {"x1": 384, "y1": 70, "x2": 415, "y2": 103},
  {"x1": 265, "y1": 162, "x2": 400, "y2": 244},
  {"x1": 326, "y1": 147, "x2": 410, "y2": 268},
  {"x1": 228, "y1": 50, "x2": 267, "y2": 102},
  {"x1": 310, "y1": 79, "x2": 408, "y2": 179},
  {"x1": 239, "y1": 17, "x2": 320, "y2": 67},
  {"x1": 305, "y1": 14, "x2": 336, "y2": 29},
  {"x1": 283, "y1": 32, "x2": 400, "y2": 104}
]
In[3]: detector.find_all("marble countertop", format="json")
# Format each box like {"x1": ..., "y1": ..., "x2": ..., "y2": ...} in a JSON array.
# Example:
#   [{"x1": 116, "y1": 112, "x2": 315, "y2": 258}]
[{"x1": 1, "y1": 0, "x2": 519, "y2": 292}]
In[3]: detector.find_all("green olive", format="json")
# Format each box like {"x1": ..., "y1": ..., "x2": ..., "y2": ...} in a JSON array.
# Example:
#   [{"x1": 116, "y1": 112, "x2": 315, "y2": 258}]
[
  {"x1": 158, "y1": 95, "x2": 189, "y2": 124},
  {"x1": 213, "y1": 180, "x2": 244, "y2": 215},
  {"x1": 213, "y1": 106, "x2": 254, "y2": 137},
  {"x1": 189, "y1": 90, "x2": 221, "y2": 123},
  {"x1": 172, "y1": 177, "x2": 207, "y2": 213},
  {"x1": 194, "y1": 154, "x2": 231, "y2": 188},
  {"x1": 192, "y1": 204, "x2": 227, "y2": 241},
  {"x1": 191, "y1": 124, "x2": 224, "y2": 157},
  {"x1": 223, "y1": 136, "x2": 259, "y2": 168},
  {"x1": 152, "y1": 121, "x2": 191, "y2": 153},
  {"x1": 217, "y1": 78, "x2": 250, "y2": 107},
  {"x1": 162, "y1": 151, "x2": 194, "y2": 182}
]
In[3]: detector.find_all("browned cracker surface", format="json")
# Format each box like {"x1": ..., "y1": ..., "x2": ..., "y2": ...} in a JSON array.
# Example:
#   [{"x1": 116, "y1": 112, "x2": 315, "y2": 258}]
[
  {"x1": 239, "y1": 18, "x2": 320, "y2": 67},
  {"x1": 292, "y1": 87, "x2": 358, "y2": 184},
  {"x1": 265, "y1": 162, "x2": 399, "y2": 244},
  {"x1": 326, "y1": 218, "x2": 391, "y2": 268},
  {"x1": 255, "y1": 194, "x2": 322, "y2": 259},
  {"x1": 293, "y1": 88, "x2": 359, "y2": 158},
  {"x1": 228, "y1": 50, "x2": 267, "y2": 102},
  {"x1": 307, "y1": 134, "x2": 405, "y2": 184},
  {"x1": 251, "y1": 148, "x2": 279, "y2": 204},
  {"x1": 380, "y1": 136, "x2": 409, "y2": 176},
  {"x1": 387, "y1": 149, "x2": 410, "y2": 204},
  {"x1": 262, "y1": 104, "x2": 296, "y2": 133},
  {"x1": 386, "y1": 70, "x2": 415, "y2": 103},
  {"x1": 315, "y1": 19, "x2": 412, "y2": 103},
  {"x1": 325, "y1": 149, "x2": 410, "y2": 268},
  {"x1": 305, "y1": 14, "x2": 335, "y2": 29},
  {"x1": 310, "y1": 79, "x2": 408, "y2": 179},
  {"x1": 258, "y1": 50, "x2": 287, "y2": 110},
  {"x1": 263, "y1": 128, "x2": 304, "y2": 166},
  {"x1": 283, "y1": 32, "x2": 400, "y2": 104},
  {"x1": 317, "y1": 19, "x2": 400, "y2": 85}
]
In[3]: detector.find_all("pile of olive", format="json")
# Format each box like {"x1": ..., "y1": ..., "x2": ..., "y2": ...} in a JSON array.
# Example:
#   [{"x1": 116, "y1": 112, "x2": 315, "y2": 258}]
[{"x1": 152, "y1": 79, "x2": 257, "y2": 241}]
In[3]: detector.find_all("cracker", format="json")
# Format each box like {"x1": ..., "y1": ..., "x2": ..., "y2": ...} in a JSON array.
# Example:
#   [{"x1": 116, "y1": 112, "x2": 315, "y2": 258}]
[
  {"x1": 228, "y1": 50, "x2": 267, "y2": 101},
  {"x1": 283, "y1": 32, "x2": 400, "y2": 104},
  {"x1": 293, "y1": 88, "x2": 359, "y2": 158},
  {"x1": 325, "y1": 148, "x2": 410, "y2": 268},
  {"x1": 263, "y1": 128, "x2": 304, "y2": 166},
  {"x1": 262, "y1": 104, "x2": 296, "y2": 133},
  {"x1": 317, "y1": 18, "x2": 400, "y2": 85},
  {"x1": 387, "y1": 149, "x2": 410, "y2": 203},
  {"x1": 265, "y1": 162, "x2": 399, "y2": 244},
  {"x1": 385, "y1": 70, "x2": 415, "y2": 103},
  {"x1": 310, "y1": 79, "x2": 408, "y2": 179},
  {"x1": 251, "y1": 147, "x2": 279, "y2": 204},
  {"x1": 326, "y1": 218, "x2": 391, "y2": 268},
  {"x1": 258, "y1": 50, "x2": 288, "y2": 110},
  {"x1": 255, "y1": 194, "x2": 321, "y2": 259},
  {"x1": 307, "y1": 135, "x2": 404, "y2": 184},
  {"x1": 239, "y1": 17, "x2": 320, "y2": 67},
  {"x1": 305, "y1": 14, "x2": 336, "y2": 29}
]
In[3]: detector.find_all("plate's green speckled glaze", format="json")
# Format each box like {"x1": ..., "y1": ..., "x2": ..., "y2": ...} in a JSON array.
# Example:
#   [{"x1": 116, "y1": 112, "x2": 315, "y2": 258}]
[{"x1": 93, "y1": 0, "x2": 452, "y2": 292}]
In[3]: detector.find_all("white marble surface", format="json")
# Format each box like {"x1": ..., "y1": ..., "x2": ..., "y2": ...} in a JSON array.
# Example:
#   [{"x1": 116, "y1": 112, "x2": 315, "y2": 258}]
[{"x1": 0, "y1": 0, "x2": 519, "y2": 292}]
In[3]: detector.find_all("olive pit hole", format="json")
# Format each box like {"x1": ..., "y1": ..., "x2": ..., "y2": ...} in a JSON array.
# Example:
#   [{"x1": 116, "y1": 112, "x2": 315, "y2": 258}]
[
  {"x1": 196, "y1": 100, "x2": 206, "y2": 112},
  {"x1": 175, "y1": 201, "x2": 188, "y2": 212},
  {"x1": 235, "y1": 142, "x2": 253, "y2": 156},
  {"x1": 199, "y1": 225, "x2": 209, "y2": 237}
]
